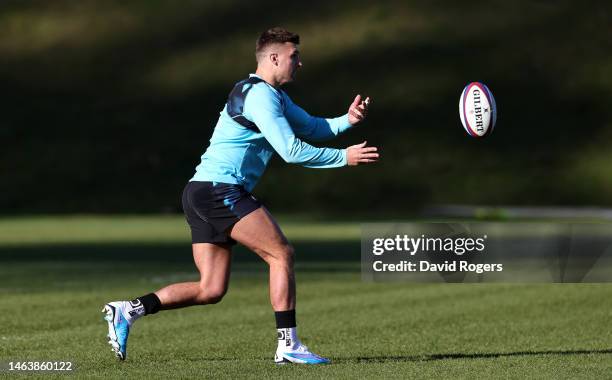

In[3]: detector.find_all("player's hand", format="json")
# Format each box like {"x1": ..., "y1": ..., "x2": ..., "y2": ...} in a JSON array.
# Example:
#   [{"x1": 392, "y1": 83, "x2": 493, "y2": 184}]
[
  {"x1": 346, "y1": 141, "x2": 379, "y2": 166},
  {"x1": 348, "y1": 95, "x2": 370, "y2": 125}
]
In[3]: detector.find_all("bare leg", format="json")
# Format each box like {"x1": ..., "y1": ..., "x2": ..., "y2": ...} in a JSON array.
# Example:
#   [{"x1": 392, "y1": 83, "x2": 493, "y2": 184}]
[
  {"x1": 229, "y1": 207, "x2": 295, "y2": 311},
  {"x1": 154, "y1": 242, "x2": 232, "y2": 309}
]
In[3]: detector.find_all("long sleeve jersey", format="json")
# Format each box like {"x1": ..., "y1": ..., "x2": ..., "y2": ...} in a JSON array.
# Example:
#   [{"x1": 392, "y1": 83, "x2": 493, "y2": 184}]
[{"x1": 191, "y1": 74, "x2": 352, "y2": 192}]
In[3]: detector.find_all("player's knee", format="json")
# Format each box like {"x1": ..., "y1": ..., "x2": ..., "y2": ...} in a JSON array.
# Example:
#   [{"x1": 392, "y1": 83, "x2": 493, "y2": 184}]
[
  {"x1": 274, "y1": 244, "x2": 294, "y2": 266},
  {"x1": 285, "y1": 244, "x2": 295, "y2": 263},
  {"x1": 207, "y1": 293, "x2": 225, "y2": 304},
  {"x1": 198, "y1": 285, "x2": 227, "y2": 304}
]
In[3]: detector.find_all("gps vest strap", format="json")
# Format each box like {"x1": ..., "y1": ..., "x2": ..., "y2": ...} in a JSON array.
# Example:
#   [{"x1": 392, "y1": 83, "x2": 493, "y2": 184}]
[{"x1": 227, "y1": 77, "x2": 265, "y2": 132}]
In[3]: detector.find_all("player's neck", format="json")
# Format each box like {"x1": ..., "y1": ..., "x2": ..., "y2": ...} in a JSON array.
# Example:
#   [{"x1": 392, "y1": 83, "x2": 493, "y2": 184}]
[{"x1": 254, "y1": 68, "x2": 281, "y2": 88}]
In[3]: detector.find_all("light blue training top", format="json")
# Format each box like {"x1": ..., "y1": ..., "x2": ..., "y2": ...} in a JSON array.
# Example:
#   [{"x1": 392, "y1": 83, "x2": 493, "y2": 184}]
[{"x1": 191, "y1": 74, "x2": 352, "y2": 192}]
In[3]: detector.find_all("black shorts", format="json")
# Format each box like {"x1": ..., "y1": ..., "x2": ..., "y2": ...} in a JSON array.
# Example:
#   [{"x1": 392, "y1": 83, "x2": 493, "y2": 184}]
[{"x1": 182, "y1": 181, "x2": 261, "y2": 245}]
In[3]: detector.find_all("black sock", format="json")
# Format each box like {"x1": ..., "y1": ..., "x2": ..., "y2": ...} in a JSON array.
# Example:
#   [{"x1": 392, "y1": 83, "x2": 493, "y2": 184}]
[
  {"x1": 275, "y1": 310, "x2": 296, "y2": 329},
  {"x1": 135, "y1": 293, "x2": 161, "y2": 315}
]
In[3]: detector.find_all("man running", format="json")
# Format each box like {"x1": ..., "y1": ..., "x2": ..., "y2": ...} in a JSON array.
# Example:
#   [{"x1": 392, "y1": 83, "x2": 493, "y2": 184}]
[{"x1": 103, "y1": 27, "x2": 378, "y2": 365}]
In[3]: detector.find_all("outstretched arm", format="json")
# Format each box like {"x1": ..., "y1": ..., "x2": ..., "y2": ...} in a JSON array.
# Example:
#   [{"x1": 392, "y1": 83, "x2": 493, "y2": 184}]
[
  {"x1": 246, "y1": 85, "x2": 347, "y2": 168},
  {"x1": 245, "y1": 85, "x2": 378, "y2": 168},
  {"x1": 285, "y1": 94, "x2": 371, "y2": 141}
]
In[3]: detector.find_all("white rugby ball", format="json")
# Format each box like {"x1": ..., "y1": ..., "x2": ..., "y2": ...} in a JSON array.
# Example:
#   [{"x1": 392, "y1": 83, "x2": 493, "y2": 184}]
[{"x1": 459, "y1": 82, "x2": 497, "y2": 137}]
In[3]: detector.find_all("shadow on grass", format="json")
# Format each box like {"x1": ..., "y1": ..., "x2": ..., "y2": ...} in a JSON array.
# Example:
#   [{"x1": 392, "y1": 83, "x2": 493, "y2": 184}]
[
  {"x1": 345, "y1": 348, "x2": 612, "y2": 363},
  {"x1": 0, "y1": 240, "x2": 360, "y2": 267},
  {"x1": 179, "y1": 348, "x2": 612, "y2": 362},
  {"x1": 0, "y1": 241, "x2": 360, "y2": 290}
]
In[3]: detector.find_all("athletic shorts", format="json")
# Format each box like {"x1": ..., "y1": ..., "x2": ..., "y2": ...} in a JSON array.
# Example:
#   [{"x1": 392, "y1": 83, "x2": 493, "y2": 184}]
[{"x1": 182, "y1": 181, "x2": 261, "y2": 245}]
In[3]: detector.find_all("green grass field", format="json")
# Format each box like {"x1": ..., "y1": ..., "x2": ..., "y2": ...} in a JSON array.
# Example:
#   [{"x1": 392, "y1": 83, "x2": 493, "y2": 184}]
[{"x1": 1, "y1": 216, "x2": 612, "y2": 379}]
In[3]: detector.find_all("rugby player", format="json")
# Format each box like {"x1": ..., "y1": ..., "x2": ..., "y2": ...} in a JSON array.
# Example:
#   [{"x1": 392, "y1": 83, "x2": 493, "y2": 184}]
[{"x1": 103, "y1": 27, "x2": 377, "y2": 364}]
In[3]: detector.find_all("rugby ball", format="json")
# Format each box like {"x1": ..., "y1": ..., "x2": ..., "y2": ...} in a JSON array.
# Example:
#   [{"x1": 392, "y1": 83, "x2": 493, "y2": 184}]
[{"x1": 459, "y1": 82, "x2": 497, "y2": 137}]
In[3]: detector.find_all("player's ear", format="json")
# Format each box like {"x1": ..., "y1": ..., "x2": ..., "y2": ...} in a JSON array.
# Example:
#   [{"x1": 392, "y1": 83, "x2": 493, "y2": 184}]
[{"x1": 269, "y1": 52, "x2": 279, "y2": 66}]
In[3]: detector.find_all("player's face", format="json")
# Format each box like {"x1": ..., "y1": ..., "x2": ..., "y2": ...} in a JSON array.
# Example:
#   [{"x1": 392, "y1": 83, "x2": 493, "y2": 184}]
[{"x1": 276, "y1": 42, "x2": 302, "y2": 85}]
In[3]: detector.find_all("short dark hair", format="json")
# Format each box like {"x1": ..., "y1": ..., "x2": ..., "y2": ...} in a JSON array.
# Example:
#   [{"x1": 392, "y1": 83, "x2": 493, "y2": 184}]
[{"x1": 256, "y1": 27, "x2": 300, "y2": 60}]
